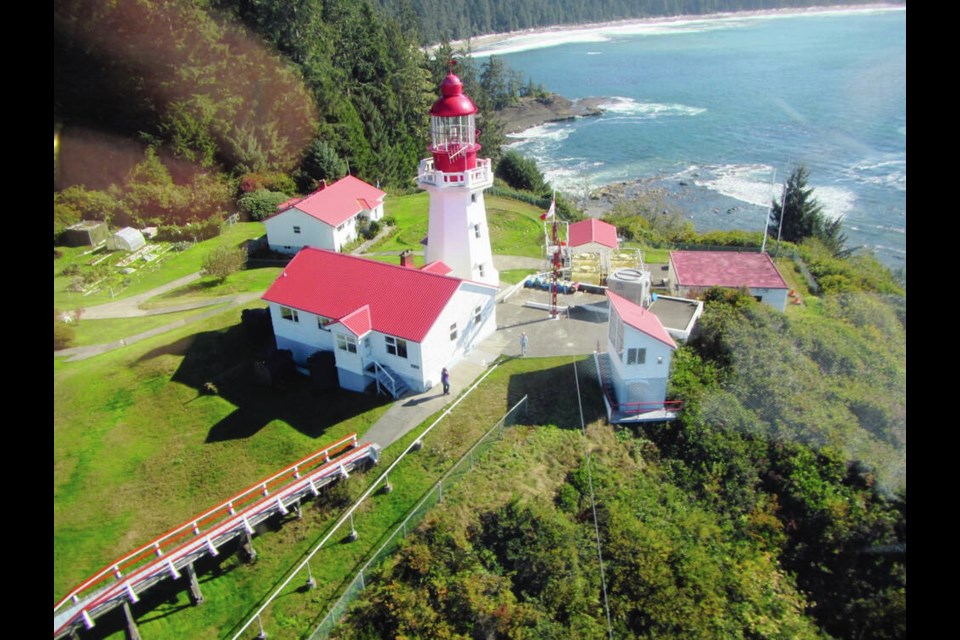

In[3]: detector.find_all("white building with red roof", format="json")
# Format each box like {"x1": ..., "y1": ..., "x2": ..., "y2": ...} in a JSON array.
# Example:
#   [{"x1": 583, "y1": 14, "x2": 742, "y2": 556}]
[
  {"x1": 669, "y1": 250, "x2": 789, "y2": 311},
  {"x1": 262, "y1": 247, "x2": 497, "y2": 397},
  {"x1": 596, "y1": 291, "x2": 680, "y2": 423},
  {"x1": 568, "y1": 218, "x2": 619, "y2": 253},
  {"x1": 264, "y1": 176, "x2": 386, "y2": 254}
]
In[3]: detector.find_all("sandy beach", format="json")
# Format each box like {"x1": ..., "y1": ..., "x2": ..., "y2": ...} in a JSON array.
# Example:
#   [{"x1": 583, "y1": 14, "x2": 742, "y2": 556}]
[{"x1": 439, "y1": 4, "x2": 904, "y2": 55}]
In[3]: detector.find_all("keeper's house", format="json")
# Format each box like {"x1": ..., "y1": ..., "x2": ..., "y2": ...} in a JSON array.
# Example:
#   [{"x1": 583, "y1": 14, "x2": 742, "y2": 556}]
[
  {"x1": 262, "y1": 247, "x2": 497, "y2": 398},
  {"x1": 264, "y1": 176, "x2": 386, "y2": 254}
]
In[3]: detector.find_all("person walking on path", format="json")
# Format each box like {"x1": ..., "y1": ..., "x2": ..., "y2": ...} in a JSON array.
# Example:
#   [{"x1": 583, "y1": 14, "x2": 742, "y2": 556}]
[
  {"x1": 520, "y1": 332, "x2": 528, "y2": 357},
  {"x1": 441, "y1": 367, "x2": 450, "y2": 395}
]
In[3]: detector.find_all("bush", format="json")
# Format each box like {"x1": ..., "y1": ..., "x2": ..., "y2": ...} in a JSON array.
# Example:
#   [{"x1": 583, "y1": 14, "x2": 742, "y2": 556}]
[
  {"x1": 238, "y1": 189, "x2": 292, "y2": 221},
  {"x1": 201, "y1": 246, "x2": 247, "y2": 283},
  {"x1": 495, "y1": 150, "x2": 547, "y2": 194},
  {"x1": 54, "y1": 311, "x2": 75, "y2": 350}
]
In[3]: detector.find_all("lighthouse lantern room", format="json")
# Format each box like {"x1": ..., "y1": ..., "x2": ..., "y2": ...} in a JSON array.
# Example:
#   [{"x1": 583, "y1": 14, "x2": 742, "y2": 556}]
[{"x1": 418, "y1": 71, "x2": 499, "y2": 287}]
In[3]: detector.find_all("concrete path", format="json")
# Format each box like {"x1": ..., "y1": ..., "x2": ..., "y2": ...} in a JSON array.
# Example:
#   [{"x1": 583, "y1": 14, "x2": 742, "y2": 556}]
[{"x1": 80, "y1": 273, "x2": 205, "y2": 319}]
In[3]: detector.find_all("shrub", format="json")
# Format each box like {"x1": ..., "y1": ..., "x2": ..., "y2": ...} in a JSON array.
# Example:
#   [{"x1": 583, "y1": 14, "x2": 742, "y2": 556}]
[
  {"x1": 238, "y1": 189, "x2": 291, "y2": 221},
  {"x1": 201, "y1": 246, "x2": 247, "y2": 283},
  {"x1": 54, "y1": 311, "x2": 75, "y2": 350}
]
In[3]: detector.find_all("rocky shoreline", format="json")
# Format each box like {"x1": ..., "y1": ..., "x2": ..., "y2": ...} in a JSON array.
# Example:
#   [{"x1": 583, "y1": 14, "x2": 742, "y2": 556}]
[{"x1": 497, "y1": 94, "x2": 608, "y2": 136}]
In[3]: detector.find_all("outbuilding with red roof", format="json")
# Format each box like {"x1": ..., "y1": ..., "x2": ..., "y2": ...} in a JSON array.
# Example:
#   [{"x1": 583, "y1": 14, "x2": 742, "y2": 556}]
[
  {"x1": 601, "y1": 290, "x2": 677, "y2": 417},
  {"x1": 262, "y1": 248, "x2": 497, "y2": 396},
  {"x1": 264, "y1": 176, "x2": 386, "y2": 254},
  {"x1": 568, "y1": 218, "x2": 619, "y2": 251},
  {"x1": 669, "y1": 250, "x2": 789, "y2": 311}
]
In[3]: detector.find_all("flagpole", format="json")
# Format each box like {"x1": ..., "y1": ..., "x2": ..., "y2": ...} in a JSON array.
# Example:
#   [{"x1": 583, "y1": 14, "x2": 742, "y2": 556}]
[{"x1": 550, "y1": 190, "x2": 559, "y2": 319}]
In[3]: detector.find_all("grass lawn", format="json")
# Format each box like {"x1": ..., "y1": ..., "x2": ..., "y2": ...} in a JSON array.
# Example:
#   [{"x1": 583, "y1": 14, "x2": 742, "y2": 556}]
[
  {"x1": 54, "y1": 222, "x2": 266, "y2": 310},
  {"x1": 69, "y1": 305, "x2": 231, "y2": 347},
  {"x1": 140, "y1": 266, "x2": 282, "y2": 309},
  {"x1": 54, "y1": 307, "x2": 393, "y2": 603},
  {"x1": 54, "y1": 325, "x2": 601, "y2": 638},
  {"x1": 499, "y1": 268, "x2": 536, "y2": 285},
  {"x1": 375, "y1": 192, "x2": 546, "y2": 258}
]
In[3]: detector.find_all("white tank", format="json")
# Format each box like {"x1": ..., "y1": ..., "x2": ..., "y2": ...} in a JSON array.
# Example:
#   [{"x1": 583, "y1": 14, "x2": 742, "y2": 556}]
[{"x1": 607, "y1": 267, "x2": 651, "y2": 308}]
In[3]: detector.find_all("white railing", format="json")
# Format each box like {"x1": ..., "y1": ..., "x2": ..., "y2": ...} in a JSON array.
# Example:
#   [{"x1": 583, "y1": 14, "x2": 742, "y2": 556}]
[
  {"x1": 370, "y1": 361, "x2": 398, "y2": 399},
  {"x1": 417, "y1": 158, "x2": 493, "y2": 189}
]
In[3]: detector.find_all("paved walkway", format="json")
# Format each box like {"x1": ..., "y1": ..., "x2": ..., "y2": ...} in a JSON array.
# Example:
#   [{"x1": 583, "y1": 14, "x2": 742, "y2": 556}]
[
  {"x1": 360, "y1": 286, "x2": 607, "y2": 449},
  {"x1": 80, "y1": 273, "x2": 205, "y2": 319}
]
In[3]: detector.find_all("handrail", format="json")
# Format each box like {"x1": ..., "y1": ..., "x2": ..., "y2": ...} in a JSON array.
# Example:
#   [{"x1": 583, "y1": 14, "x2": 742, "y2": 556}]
[
  {"x1": 54, "y1": 433, "x2": 359, "y2": 612},
  {"x1": 55, "y1": 443, "x2": 380, "y2": 638},
  {"x1": 229, "y1": 359, "x2": 505, "y2": 640},
  {"x1": 371, "y1": 361, "x2": 397, "y2": 398}
]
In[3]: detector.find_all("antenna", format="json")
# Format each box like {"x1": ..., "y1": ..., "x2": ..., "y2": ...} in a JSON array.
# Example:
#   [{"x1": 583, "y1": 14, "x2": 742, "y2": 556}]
[{"x1": 761, "y1": 168, "x2": 776, "y2": 253}]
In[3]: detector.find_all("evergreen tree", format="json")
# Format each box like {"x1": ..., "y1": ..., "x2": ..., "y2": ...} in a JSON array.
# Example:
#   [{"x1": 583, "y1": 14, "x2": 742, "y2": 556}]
[{"x1": 769, "y1": 165, "x2": 846, "y2": 255}]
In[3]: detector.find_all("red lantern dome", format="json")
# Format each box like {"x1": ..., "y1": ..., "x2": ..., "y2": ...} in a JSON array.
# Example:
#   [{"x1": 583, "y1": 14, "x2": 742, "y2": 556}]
[{"x1": 428, "y1": 73, "x2": 480, "y2": 172}]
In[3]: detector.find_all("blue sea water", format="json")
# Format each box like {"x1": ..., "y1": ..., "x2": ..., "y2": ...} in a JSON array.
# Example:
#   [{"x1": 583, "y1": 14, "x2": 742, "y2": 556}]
[{"x1": 473, "y1": 8, "x2": 906, "y2": 267}]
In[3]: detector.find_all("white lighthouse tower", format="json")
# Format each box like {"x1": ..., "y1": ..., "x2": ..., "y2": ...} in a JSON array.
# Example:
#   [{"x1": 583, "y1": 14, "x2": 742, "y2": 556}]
[{"x1": 418, "y1": 72, "x2": 499, "y2": 287}]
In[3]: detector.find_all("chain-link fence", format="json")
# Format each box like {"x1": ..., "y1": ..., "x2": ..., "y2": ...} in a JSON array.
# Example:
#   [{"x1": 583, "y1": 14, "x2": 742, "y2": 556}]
[{"x1": 309, "y1": 395, "x2": 529, "y2": 640}]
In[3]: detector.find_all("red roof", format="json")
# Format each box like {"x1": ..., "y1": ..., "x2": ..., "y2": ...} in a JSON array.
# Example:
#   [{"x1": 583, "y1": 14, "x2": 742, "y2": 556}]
[
  {"x1": 607, "y1": 291, "x2": 677, "y2": 349},
  {"x1": 420, "y1": 261, "x2": 453, "y2": 276},
  {"x1": 430, "y1": 73, "x2": 478, "y2": 117},
  {"x1": 568, "y1": 218, "x2": 618, "y2": 249},
  {"x1": 262, "y1": 248, "x2": 466, "y2": 343},
  {"x1": 273, "y1": 176, "x2": 385, "y2": 228},
  {"x1": 670, "y1": 251, "x2": 787, "y2": 290}
]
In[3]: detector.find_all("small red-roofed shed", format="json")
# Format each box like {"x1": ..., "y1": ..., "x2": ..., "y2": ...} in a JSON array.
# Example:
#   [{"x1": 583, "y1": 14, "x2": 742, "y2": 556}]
[
  {"x1": 264, "y1": 176, "x2": 386, "y2": 254},
  {"x1": 568, "y1": 218, "x2": 619, "y2": 251},
  {"x1": 669, "y1": 250, "x2": 789, "y2": 311}
]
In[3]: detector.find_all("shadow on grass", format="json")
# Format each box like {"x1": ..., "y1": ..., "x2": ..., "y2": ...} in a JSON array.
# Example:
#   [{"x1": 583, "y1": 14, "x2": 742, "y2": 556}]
[
  {"x1": 137, "y1": 323, "x2": 391, "y2": 442},
  {"x1": 505, "y1": 357, "x2": 607, "y2": 430}
]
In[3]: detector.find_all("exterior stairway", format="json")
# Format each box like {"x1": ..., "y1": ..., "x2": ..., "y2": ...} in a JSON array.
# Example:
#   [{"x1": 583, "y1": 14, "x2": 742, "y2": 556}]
[
  {"x1": 594, "y1": 351, "x2": 618, "y2": 406},
  {"x1": 369, "y1": 362, "x2": 410, "y2": 399}
]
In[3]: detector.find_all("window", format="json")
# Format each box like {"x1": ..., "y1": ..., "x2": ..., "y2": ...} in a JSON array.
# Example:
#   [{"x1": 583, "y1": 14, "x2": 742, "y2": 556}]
[
  {"x1": 293, "y1": 225, "x2": 301, "y2": 234},
  {"x1": 474, "y1": 305, "x2": 482, "y2": 325},
  {"x1": 608, "y1": 314, "x2": 623, "y2": 354},
  {"x1": 625, "y1": 348, "x2": 646, "y2": 365},
  {"x1": 385, "y1": 336, "x2": 408, "y2": 358},
  {"x1": 450, "y1": 323, "x2": 458, "y2": 341},
  {"x1": 317, "y1": 316, "x2": 332, "y2": 330},
  {"x1": 471, "y1": 193, "x2": 478, "y2": 203},
  {"x1": 280, "y1": 306, "x2": 299, "y2": 323},
  {"x1": 336, "y1": 334, "x2": 357, "y2": 353},
  {"x1": 474, "y1": 224, "x2": 482, "y2": 238},
  {"x1": 478, "y1": 263, "x2": 485, "y2": 278}
]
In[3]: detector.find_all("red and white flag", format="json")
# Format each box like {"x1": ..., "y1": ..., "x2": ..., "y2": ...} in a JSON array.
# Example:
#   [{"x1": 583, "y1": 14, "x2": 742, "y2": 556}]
[{"x1": 540, "y1": 199, "x2": 555, "y2": 220}]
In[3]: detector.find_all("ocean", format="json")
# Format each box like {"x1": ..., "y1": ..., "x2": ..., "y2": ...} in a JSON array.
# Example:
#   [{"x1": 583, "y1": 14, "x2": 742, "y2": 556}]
[{"x1": 471, "y1": 7, "x2": 906, "y2": 268}]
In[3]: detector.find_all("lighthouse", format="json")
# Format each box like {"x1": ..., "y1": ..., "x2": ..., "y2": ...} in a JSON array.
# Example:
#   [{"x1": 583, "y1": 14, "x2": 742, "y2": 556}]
[{"x1": 418, "y1": 72, "x2": 499, "y2": 287}]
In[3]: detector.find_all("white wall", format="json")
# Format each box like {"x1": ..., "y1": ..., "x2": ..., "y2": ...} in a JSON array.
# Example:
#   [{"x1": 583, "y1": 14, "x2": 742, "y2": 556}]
[
  {"x1": 418, "y1": 283, "x2": 497, "y2": 390},
  {"x1": 269, "y1": 303, "x2": 336, "y2": 363},
  {"x1": 607, "y1": 325, "x2": 673, "y2": 407},
  {"x1": 423, "y1": 185, "x2": 499, "y2": 286},
  {"x1": 265, "y1": 209, "x2": 335, "y2": 254},
  {"x1": 750, "y1": 287, "x2": 788, "y2": 312}
]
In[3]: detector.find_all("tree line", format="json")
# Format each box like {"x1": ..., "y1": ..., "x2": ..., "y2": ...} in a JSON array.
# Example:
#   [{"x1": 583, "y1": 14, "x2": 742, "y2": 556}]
[
  {"x1": 54, "y1": 0, "x2": 538, "y2": 238},
  {"x1": 373, "y1": 0, "x2": 878, "y2": 44}
]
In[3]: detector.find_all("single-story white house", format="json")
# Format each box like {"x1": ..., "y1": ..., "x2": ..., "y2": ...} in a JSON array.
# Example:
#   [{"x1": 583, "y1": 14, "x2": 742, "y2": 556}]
[
  {"x1": 261, "y1": 247, "x2": 497, "y2": 397},
  {"x1": 264, "y1": 176, "x2": 386, "y2": 254},
  {"x1": 596, "y1": 290, "x2": 679, "y2": 423},
  {"x1": 669, "y1": 250, "x2": 789, "y2": 312}
]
